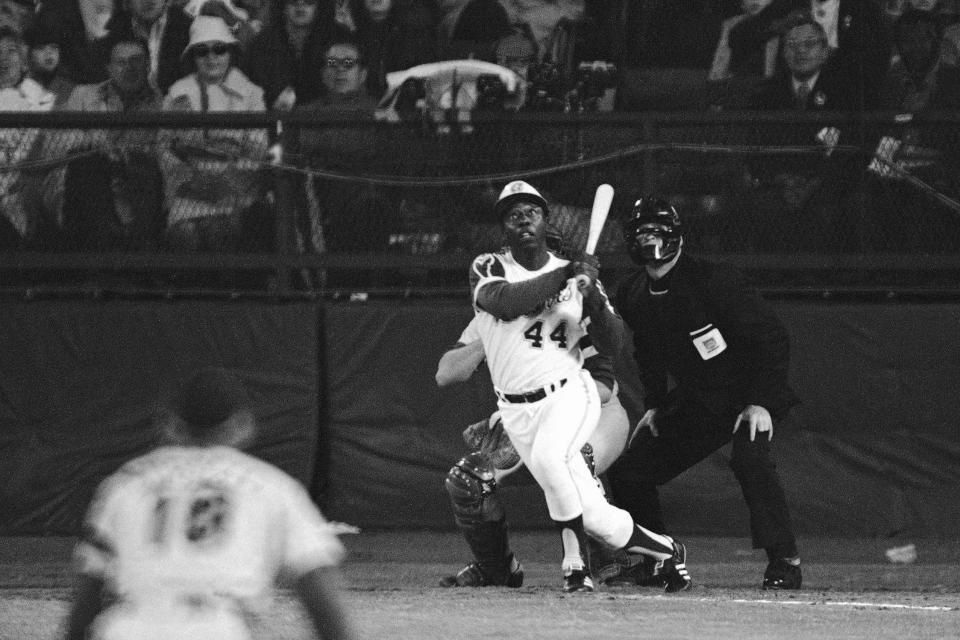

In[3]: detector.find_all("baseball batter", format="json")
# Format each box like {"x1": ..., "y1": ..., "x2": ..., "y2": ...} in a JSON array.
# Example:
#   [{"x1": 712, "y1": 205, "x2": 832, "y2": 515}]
[
  {"x1": 437, "y1": 312, "x2": 641, "y2": 589},
  {"x1": 466, "y1": 180, "x2": 691, "y2": 592},
  {"x1": 63, "y1": 368, "x2": 357, "y2": 640}
]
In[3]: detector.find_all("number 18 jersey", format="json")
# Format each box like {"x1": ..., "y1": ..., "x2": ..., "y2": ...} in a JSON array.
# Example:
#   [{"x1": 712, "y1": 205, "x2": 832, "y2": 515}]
[
  {"x1": 76, "y1": 445, "x2": 344, "y2": 629},
  {"x1": 470, "y1": 250, "x2": 587, "y2": 394}
]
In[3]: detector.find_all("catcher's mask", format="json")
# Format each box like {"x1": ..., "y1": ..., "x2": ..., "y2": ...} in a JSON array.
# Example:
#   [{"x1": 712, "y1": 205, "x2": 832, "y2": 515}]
[
  {"x1": 623, "y1": 196, "x2": 682, "y2": 266},
  {"x1": 545, "y1": 223, "x2": 566, "y2": 257}
]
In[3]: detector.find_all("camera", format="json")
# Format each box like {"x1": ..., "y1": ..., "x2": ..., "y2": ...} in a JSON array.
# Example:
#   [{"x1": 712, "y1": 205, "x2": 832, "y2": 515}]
[
  {"x1": 526, "y1": 61, "x2": 565, "y2": 112},
  {"x1": 568, "y1": 61, "x2": 618, "y2": 112},
  {"x1": 475, "y1": 74, "x2": 508, "y2": 111}
]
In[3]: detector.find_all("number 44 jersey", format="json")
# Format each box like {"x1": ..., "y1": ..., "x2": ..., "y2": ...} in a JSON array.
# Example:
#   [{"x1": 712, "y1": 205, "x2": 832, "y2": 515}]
[
  {"x1": 76, "y1": 445, "x2": 344, "y2": 636},
  {"x1": 470, "y1": 250, "x2": 590, "y2": 395}
]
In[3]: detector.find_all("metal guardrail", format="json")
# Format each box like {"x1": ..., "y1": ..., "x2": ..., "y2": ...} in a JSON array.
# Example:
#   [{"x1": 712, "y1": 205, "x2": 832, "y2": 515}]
[{"x1": 1, "y1": 110, "x2": 959, "y2": 298}]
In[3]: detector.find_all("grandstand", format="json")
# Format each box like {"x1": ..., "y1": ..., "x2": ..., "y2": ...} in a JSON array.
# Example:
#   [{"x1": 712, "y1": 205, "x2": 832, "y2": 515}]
[{"x1": 0, "y1": 2, "x2": 958, "y2": 638}]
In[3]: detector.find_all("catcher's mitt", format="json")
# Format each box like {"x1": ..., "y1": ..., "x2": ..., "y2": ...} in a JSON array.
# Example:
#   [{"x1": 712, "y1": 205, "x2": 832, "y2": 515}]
[{"x1": 462, "y1": 411, "x2": 521, "y2": 470}]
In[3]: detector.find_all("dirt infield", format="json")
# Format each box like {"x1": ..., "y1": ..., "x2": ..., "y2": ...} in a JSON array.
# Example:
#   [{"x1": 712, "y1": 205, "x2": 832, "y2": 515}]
[{"x1": 2, "y1": 532, "x2": 958, "y2": 640}]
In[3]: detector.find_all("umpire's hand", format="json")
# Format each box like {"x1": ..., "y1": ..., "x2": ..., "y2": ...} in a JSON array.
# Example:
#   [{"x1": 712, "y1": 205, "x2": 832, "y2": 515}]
[
  {"x1": 733, "y1": 404, "x2": 773, "y2": 441},
  {"x1": 627, "y1": 408, "x2": 660, "y2": 448}
]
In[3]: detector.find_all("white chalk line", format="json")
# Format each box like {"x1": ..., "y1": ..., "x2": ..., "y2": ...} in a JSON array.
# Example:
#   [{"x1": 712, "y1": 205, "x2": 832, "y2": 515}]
[{"x1": 610, "y1": 594, "x2": 957, "y2": 612}]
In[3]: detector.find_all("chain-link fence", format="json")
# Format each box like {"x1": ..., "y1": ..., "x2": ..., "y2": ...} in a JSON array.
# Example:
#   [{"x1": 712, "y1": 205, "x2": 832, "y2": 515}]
[{"x1": 1, "y1": 111, "x2": 959, "y2": 296}]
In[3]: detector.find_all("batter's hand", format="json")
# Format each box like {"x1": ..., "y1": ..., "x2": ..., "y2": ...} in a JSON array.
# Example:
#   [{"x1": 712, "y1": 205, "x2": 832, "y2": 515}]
[
  {"x1": 627, "y1": 408, "x2": 659, "y2": 448},
  {"x1": 572, "y1": 254, "x2": 600, "y2": 289},
  {"x1": 733, "y1": 404, "x2": 773, "y2": 441}
]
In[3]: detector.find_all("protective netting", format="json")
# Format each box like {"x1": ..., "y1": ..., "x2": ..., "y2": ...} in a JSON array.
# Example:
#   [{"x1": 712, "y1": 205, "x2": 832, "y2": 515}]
[{"x1": 1, "y1": 111, "x2": 959, "y2": 294}]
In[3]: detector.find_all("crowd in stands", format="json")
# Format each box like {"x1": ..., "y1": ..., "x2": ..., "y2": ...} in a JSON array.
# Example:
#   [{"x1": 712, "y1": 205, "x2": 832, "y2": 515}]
[{"x1": 0, "y1": 0, "x2": 957, "y2": 256}]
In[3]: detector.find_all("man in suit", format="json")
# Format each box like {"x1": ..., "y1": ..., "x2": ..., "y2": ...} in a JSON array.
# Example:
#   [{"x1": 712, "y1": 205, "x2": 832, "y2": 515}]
[
  {"x1": 746, "y1": 12, "x2": 868, "y2": 252},
  {"x1": 729, "y1": 0, "x2": 890, "y2": 105},
  {"x1": 751, "y1": 11, "x2": 864, "y2": 111},
  {"x1": 104, "y1": 0, "x2": 193, "y2": 95}
]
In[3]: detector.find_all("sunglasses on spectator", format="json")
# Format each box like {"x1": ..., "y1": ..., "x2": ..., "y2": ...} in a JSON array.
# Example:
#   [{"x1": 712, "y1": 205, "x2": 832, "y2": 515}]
[
  {"x1": 325, "y1": 57, "x2": 358, "y2": 70},
  {"x1": 193, "y1": 44, "x2": 231, "y2": 58}
]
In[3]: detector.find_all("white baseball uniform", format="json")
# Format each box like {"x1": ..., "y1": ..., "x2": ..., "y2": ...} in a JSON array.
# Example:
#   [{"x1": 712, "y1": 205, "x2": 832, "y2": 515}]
[
  {"x1": 455, "y1": 315, "x2": 630, "y2": 481},
  {"x1": 75, "y1": 445, "x2": 345, "y2": 640},
  {"x1": 469, "y1": 249, "x2": 635, "y2": 549}
]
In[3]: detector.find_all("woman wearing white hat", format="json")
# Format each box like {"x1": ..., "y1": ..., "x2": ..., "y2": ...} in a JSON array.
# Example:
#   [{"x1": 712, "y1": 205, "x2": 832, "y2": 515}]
[{"x1": 160, "y1": 14, "x2": 268, "y2": 252}]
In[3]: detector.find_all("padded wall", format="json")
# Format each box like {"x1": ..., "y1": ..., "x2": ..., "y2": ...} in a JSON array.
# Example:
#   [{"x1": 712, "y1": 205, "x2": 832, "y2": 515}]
[
  {"x1": 1, "y1": 298, "x2": 957, "y2": 537},
  {"x1": 322, "y1": 300, "x2": 960, "y2": 538},
  {"x1": 0, "y1": 300, "x2": 321, "y2": 534}
]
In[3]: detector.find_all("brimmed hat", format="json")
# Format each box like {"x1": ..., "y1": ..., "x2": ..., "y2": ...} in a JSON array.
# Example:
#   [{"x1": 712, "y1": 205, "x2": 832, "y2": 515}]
[{"x1": 181, "y1": 15, "x2": 238, "y2": 60}]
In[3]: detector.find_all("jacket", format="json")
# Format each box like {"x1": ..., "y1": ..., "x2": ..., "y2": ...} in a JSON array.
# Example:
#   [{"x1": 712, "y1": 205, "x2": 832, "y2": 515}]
[{"x1": 612, "y1": 253, "x2": 799, "y2": 420}]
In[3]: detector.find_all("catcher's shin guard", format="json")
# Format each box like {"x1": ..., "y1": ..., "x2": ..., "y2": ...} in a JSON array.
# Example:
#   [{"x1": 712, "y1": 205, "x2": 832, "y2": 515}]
[{"x1": 444, "y1": 452, "x2": 519, "y2": 585}]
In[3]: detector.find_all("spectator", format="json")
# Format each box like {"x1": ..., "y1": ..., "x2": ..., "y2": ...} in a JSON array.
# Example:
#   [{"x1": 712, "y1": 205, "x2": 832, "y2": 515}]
[
  {"x1": 332, "y1": 0, "x2": 354, "y2": 31},
  {"x1": 437, "y1": 0, "x2": 512, "y2": 61},
  {"x1": 23, "y1": 21, "x2": 75, "y2": 107},
  {"x1": 183, "y1": 0, "x2": 263, "y2": 48},
  {"x1": 847, "y1": 8, "x2": 960, "y2": 252},
  {"x1": 499, "y1": 0, "x2": 584, "y2": 60},
  {"x1": 882, "y1": 0, "x2": 908, "y2": 23},
  {"x1": 907, "y1": 0, "x2": 959, "y2": 27},
  {"x1": 728, "y1": 0, "x2": 890, "y2": 108},
  {"x1": 311, "y1": 31, "x2": 377, "y2": 111},
  {"x1": 0, "y1": 27, "x2": 54, "y2": 249},
  {"x1": 159, "y1": 15, "x2": 268, "y2": 252},
  {"x1": 708, "y1": 0, "x2": 778, "y2": 108},
  {"x1": 746, "y1": 13, "x2": 866, "y2": 251},
  {"x1": 904, "y1": 0, "x2": 960, "y2": 64},
  {"x1": 0, "y1": 0, "x2": 34, "y2": 35},
  {"x1": 241, "y1": 0, "x2": 338, "y2": 111},
  {"x1": 103, "y1": 0, "x2": 193, "y2": 96},
  {"x1": 35, "y1": 0, "x2": 114, "y2": 84},
  {"x1": 33, "y1": 35, "x2": 164, "y2": 252},
  {"x1": 493, "y1": 26, "x2": 537, "y2": 110},
  {"x1": 350, "y1": 0, "x2": 438, "y2": 99},
  {"x1": 294, "y1": 33, "x2": 391, "y2": 256},
  {"x1": 880, "y1": 7, "x2": 960, "y2": 109},
  {"x1": 751, "y1": 12, "x2": 867, "y2": 111}
]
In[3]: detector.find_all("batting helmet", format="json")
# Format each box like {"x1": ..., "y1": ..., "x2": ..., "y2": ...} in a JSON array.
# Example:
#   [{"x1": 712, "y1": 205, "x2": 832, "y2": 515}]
[
  {"x1": 623, "y1": 196, "x2": 682, "y2": 266},
  {"x1": 494, "y1": 180, "x2": 549, "y2": 221}
]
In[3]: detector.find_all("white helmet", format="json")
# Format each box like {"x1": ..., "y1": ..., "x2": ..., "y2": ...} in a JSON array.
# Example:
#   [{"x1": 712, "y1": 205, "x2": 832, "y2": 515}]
[{"x1": 494, "y1": 180, "x2": 549, "y2": 221}]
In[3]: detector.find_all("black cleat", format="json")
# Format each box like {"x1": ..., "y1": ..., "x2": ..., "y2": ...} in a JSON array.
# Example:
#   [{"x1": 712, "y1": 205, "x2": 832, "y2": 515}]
[
  {"x1": 563, "y1": 568, "x2": 595, "y2": 593},
  {"x1": 661, "y1": 539, "x2": 692, "y2": 593},
  {"x1": 439, "y1": 553, "x2": 524, "y2": 588},
  {"x1": 633, "y1": 556, "x2": 669, "y2": 587},
  {"x1": 763, "y1": 558, "x2": 802, "y2": 590}
]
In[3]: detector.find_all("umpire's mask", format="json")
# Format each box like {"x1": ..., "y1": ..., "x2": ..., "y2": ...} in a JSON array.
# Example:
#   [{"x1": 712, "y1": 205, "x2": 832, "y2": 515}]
[{"x1": 623, "y1": 196, "x2": 683, "y2": 266}]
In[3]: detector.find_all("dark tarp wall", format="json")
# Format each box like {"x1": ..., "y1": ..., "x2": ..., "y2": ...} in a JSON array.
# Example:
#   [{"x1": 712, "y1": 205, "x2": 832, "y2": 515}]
[
  {"x1": 0, "y1": 301, "x2": 321, "y2": 534},
  {"x1": 322, "y1": 300, "x2": 960, "y2": 538},
  {"x1": 1, "y1": 298, "x2": 958, "y2": 537}
]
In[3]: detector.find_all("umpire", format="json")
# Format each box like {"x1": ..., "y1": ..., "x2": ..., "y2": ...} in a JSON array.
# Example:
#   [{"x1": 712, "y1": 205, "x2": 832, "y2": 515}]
[{"x1": 607, "y1": 196, "x2": 802, "y2": 590}]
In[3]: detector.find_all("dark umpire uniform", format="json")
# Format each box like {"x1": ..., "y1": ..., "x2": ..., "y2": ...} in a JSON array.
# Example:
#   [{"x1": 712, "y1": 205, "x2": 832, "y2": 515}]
[{"x1": 607, "y1": 196, "x2": 802, "y2": 589}]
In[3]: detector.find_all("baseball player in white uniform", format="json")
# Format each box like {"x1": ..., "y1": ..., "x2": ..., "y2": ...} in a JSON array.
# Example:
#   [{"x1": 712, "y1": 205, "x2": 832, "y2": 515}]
[
  {"x1": 466, "y1": 180, "x2": 691, "y2": 592},
  {"x1": 437, "y1": 311, "x2": 675, "y2": 589},
  {"x1": 63, "y1": 367, "x2": 357, "y2": 640}
]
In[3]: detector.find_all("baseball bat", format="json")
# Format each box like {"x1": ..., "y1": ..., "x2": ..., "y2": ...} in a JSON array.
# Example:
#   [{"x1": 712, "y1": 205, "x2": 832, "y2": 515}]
[{"x1": 575, "y1": 183, "x2": 614, "y2": 288}]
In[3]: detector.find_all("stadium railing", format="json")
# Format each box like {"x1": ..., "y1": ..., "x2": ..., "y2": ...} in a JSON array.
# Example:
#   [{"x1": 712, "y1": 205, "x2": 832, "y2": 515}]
[{"x1": 0, "y1": 110, "x2": 958, "y2": 299}]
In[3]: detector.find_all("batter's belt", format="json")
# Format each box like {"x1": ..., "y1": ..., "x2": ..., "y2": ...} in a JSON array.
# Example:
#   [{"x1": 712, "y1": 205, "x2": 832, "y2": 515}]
[{"x1": 495, "y1": 378, "x2": 567, "y2": 404}]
